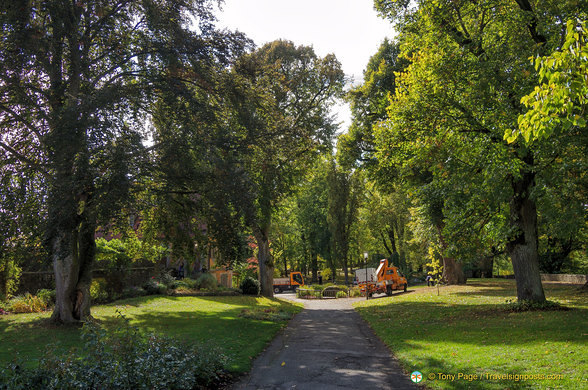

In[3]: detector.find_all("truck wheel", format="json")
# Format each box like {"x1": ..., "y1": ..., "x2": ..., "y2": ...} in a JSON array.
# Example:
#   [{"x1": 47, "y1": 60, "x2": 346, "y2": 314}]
[
  {"x1": 403, "y1": 283, "x2": 407, "y2": 292},
  {"x1": 274, "y1": 287, "x2": 281, "y2": 294}
]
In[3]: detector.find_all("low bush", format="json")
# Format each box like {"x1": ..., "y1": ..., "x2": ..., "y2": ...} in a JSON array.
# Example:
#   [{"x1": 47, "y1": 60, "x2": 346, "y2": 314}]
[
  {"x1": 196, "y1": 273, "x2": 218, "y2": 290},
  {"x1": 8, "y1": 293, "x2": 47, "y2": 313},
  {"x1": 336, "y1": 290, "x2": 348, "y2": 298},
  {"x1": 240, "y1": 277, "x2": 260, "y2": 295},
  {"x1": 296, "y1": 288, "x2": 320, "y2": 299},
  {"x1": 90, "y1": 278, "x2": 109, "y2": 303},
  {"x1": 0, "y1": 314, "x2": 229, "y2": 390},
  {"x1": 320, "y1": 268, "x2": 332, "y2": 282},
  {"x1": 177, "y1": 278, "x2": 199, "y2": 290},
  {"x1": 121, "y1": 286, "x2": 147, "y2": 299},
  {"x1": 159, "y1": 271, "x2": 178, "y2": 289},
  {"x1": 36, "y1": 289, "x2": 55, "y2": 306},
  {"x1": 349, "y1": 288, "x2": 362, "y2": 297},
  {"x1": 143, "y1": 278, "x2": 167, "y2": 295}
]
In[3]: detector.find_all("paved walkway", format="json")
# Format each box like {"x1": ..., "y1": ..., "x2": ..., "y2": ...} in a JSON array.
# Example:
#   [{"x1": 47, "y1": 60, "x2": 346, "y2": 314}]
[{"x1": 232, "y1": 293, "x2": 416, "y2": 390}]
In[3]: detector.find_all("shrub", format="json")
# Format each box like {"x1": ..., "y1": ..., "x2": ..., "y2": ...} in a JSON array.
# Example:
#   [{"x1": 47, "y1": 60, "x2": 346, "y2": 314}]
[
  {"x1": 336, "y1": 290, "x2": 348, "y2": 298},
  {"x1": 36, "y1": 289, "x2": 55, "y2": 306},
  {"x1": 240, "y1": 276, "x2": 260, "y2": 295},
  {"x1": 121, "y1": 286, "x2": 146, "y2": 299},
  {"x1": 90, "y1": 278, "x2": 109, "y2": 303},
  {"x1": 196, "y1": 273, "x2": 218, "y2": 290},
  {"x1": 320, "y1": 268, "x2": 332, "y2": 281},
  {"x1": 0, "y1": 257, "x2": 21, "y2": 299},
  {"x1": 8, "y1": 293, "x2": 47, "y2": 313},
  {"x1": 143, "y1": 278, "x2": 167, "y2": 295},
  {"x1": 0, "y1": 314, "x2": 229, "y2": 389},
  {"x1": 159, "y1": 271, "x2": 178, "y2": 289},
  {"x1": 350, "y1": 288, "x2": 362, "y2": 297},
  {"x1": 176, "y1": 278, "x2": 199, "y2": 290}
]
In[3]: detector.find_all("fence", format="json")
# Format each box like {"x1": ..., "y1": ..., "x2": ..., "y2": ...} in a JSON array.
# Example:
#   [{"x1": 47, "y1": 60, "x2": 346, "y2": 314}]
[{"x1": 18, "y1": 267, "x2": 156, "y2": 294}]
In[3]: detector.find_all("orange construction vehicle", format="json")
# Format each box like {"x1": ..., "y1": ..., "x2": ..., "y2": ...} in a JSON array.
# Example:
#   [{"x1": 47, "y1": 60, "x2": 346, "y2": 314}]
[
  {"x1": 355, "y1": 259, "x2": 407, "y2": 297},
  {"x1": 273, "y1": 271, "x2": 304, "y2": 293}
]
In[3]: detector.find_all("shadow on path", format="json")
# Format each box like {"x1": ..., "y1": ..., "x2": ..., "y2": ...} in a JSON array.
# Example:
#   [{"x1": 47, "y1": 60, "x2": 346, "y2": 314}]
[{"x1": 232, "y1": 294, "x2": 416, "y2": 390}]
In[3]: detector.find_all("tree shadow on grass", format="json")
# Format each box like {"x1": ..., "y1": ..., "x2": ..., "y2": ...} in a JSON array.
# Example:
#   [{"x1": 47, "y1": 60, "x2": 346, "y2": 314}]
[
  {"x1": 356, "y1": 300, "x2": 588, "y2": 346},
  {"x1": 451, "y1": 281, "x2": 588, "y2": 307},
  {"x1": 413, "y1": 357, "x2": 531, "y2": 390}
]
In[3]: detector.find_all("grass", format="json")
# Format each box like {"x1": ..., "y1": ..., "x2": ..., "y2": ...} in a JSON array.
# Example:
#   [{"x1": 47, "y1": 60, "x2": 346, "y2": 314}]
[
  {"x1": 0, "y1": 295, "x2": 302, "y2": 373},
  {"x1": 354, "y1": 279, "x2": 588, "y2": 389}
]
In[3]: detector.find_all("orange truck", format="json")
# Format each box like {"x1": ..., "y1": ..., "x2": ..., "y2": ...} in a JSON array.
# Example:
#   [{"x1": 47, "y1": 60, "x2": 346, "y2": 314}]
[
  {"x1": 273, "y1": 271, "x2": 304, "y2": 293},
  {"x1": 355, "y1": 259, "x2": 407, "y2": 296}
]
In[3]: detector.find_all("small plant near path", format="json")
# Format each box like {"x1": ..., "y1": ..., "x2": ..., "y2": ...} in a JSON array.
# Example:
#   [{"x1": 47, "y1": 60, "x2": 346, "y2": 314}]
[{"x1": 355, "y1": 279, "x2": 587, "y2": 389}]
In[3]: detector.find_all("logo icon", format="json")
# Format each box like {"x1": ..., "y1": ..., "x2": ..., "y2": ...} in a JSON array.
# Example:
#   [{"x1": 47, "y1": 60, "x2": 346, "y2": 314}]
[{"x1": 411, "y1": 371, "x2": 423, "y2": 383}]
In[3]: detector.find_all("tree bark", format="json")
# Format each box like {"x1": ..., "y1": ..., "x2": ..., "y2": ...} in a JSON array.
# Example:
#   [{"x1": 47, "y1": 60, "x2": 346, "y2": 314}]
[
  {"x1": 311, "y1": 251, "x2": 318, "y2": 284},
  {"x1": 442, "y1": 256, "x2": 466, "y2": 285},
  {"x1": 50, "y1": 190, "x2": 95, "y2": 323},
  {"x1": 437, "y1": 226, "x2": 466, "y2": 284},
  {"x1": 254, "y1": 226, "x2": 274, "y2": 297},
  {"x1": 507, "y1": 167, "x2": 546, "y2": 302}
]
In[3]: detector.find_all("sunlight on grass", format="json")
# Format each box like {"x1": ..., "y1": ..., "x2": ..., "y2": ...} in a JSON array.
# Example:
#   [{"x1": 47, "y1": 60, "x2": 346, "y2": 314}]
[
  {"x1": 0, "y1": 295, "x2": 302, "y2": 373},
  {"x1": 355, "y1": 279, "x2": 587, "y2": 390}
]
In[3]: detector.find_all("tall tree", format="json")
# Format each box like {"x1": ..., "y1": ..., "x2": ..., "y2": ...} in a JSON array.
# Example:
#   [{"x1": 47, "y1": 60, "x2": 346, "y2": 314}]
[
  {"x1": 232, "y1": 41, "x2": 344, "y2": 296},
  {"x1": 0, "y1": 0, "x2": 239, "y2": 322},
  {"x1": 327, "y1": 160, "x2": 362, "y2": 284},
  {"x1": 373, "y1": 0, "x2": 583, "y2": 301}
]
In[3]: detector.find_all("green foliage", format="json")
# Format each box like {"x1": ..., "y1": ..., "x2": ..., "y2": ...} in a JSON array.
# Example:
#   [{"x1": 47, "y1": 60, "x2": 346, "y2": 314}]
[
  {"x1": 350, "y1": 288, "x2": 362, "y2": 298},
  {"x1": 0, "y1": 258, "x2": 21, "y2": 300},
  {"x1": 0, "y1": 314, "x2": 229, "y2": 389},
  {"x1": 296, "y1": 287, "x2": 321, "y2": 299},
  {"x1": 90, "y1": 278, "x2": 110, "y2": 303},
  {"x1": 320, "y1": 268, "x2": 332, "y2": 281},
  {"x1": 175, "y1": 278, "x2": 200, "y2": 290},
  {"x1": 143, "y1": 279, "x2": 167, "y2": 296},
  {"x1": 35, "y1": 289, "x2": 55, "y2": 307},
  {"x1": 240, "y1": 277, "x2": 260, "y2": 296},
  {"x1": 336, "y1": 290, "x2": 348, "y2": 298},
  {"x1": 158, "y1": 271, "x2": 178, "y2": 290},
  {"x1": 196, "y1": 273, "x2": 218, "y2": 290},
  {"x1": 121, "y1": 286, "x2": 147, "y2": 299},
  {"x1": 511, "y1": 18, "x2": 588, "y2": 143}
]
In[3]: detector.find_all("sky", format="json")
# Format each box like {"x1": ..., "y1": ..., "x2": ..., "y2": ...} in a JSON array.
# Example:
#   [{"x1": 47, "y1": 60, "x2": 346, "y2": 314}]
[{"x1": 213, "y1": 0, "x2": 395, "y2": 131}]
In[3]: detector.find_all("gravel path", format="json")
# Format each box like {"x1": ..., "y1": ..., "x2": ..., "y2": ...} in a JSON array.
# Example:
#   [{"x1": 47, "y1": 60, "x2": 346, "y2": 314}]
[{"x1": 231, "y1": 293, "x2": 416, "y2": 390}]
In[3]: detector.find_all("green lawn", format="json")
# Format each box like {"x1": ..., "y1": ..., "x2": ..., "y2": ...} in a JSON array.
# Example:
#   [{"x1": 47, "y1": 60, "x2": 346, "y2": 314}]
[
  {"x1": 354, "y1": 279, "x2": 588, "y2": 389},
  {"x1": 0, "y1": 295, "x2": 302, "y2": 373}
]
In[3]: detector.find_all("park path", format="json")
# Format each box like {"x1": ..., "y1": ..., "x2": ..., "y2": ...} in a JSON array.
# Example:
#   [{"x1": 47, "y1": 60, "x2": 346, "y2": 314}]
[{"x1": 231, "y1": 293, "x2": 416, "y2": 390}]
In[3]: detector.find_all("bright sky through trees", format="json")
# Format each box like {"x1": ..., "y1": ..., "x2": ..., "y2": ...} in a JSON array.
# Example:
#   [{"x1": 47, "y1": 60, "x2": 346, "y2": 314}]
[{"x1": 214, "y1": 0, "x2": 394, "y2": 131}]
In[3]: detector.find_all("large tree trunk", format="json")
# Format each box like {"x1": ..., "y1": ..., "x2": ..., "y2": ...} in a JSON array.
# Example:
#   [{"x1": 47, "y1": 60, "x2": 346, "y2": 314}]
[
  {"x1": 51, "y1": 222, "x2": 94, "y2": 323},
  {"x1": 442, "y1": 256, "x2": 466, "y2": 284},
  {"x1": 49, "y1": 180, "x2": 95, "y2": 323},
  {"x1": 437, "y1": 228, "x2": 466, "y2": 284},
  {"x1": 507, "y1": 167, "x2": 546, "y2": 302},
  {"x1": 254, "y1": 226, "x2": 274, "y2": 297}
]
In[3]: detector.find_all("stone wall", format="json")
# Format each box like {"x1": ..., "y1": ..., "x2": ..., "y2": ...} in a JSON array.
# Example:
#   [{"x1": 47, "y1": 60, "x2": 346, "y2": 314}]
[{"x1": 540, "y1": 274, "x2": 587, "y2": 284}]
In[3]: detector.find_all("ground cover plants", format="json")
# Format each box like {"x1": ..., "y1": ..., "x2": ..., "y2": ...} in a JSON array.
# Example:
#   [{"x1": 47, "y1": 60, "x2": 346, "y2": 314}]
[
  {"x1": 0, "y1": 294, "x2": 303, "y2": 381},
  {"x1": 354, "y1": 279, "x2": 587, "y2": 389}
]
